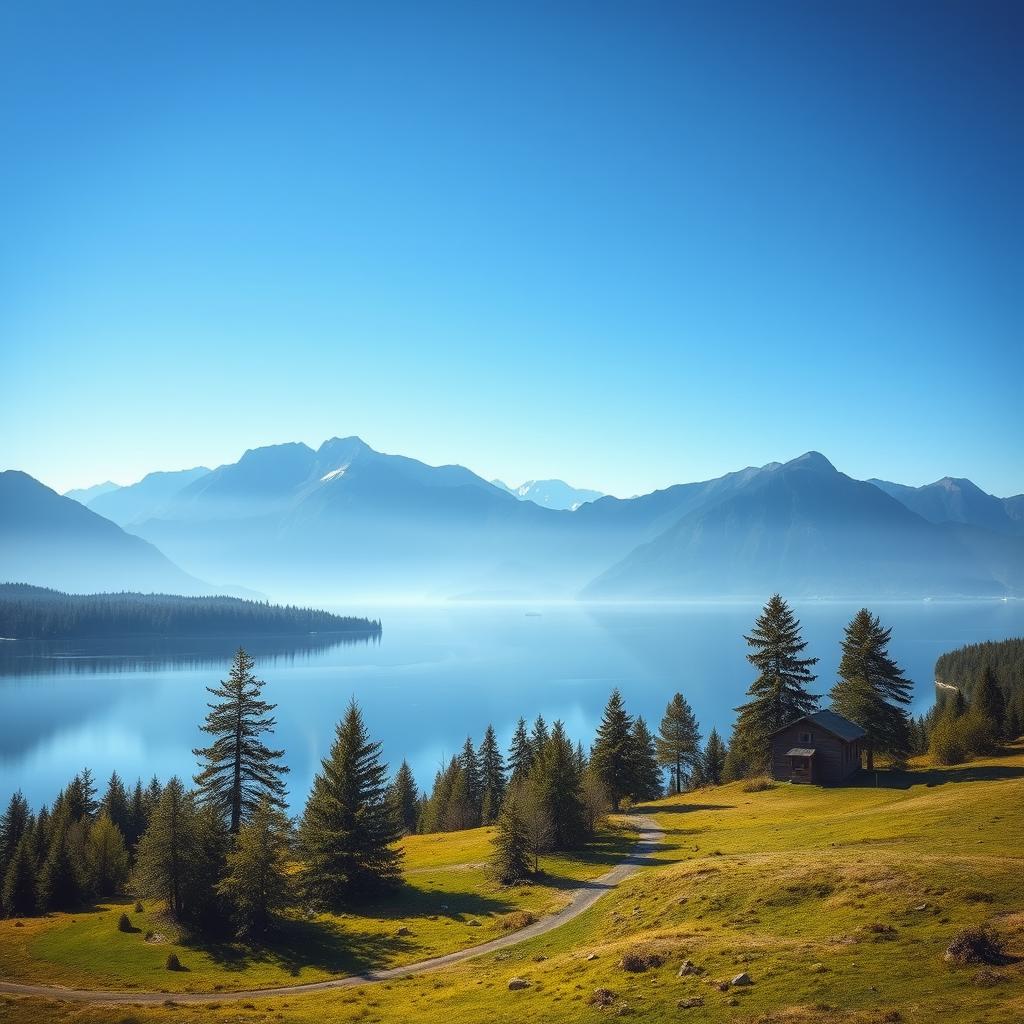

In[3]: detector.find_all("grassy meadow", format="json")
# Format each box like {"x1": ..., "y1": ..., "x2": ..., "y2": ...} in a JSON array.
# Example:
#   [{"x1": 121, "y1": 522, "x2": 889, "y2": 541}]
[{"x1": 3, "y1": 747, "x2": 1023, "y2": 1023}]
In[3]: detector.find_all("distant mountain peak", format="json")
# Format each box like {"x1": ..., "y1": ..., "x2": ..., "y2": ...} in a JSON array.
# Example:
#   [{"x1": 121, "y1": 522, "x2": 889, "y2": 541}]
[
  {"x1": 786, "y1": 451, "x2": 837, "y2": 473},
  {"x1": 492, "y1": 478, "x2": 604, "y2": 511}
]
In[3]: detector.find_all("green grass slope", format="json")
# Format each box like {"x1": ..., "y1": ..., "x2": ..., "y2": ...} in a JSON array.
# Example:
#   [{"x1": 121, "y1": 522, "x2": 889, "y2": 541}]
[{"x1": 3, "y1": 749, "x2": 1023, "y2": 1023}]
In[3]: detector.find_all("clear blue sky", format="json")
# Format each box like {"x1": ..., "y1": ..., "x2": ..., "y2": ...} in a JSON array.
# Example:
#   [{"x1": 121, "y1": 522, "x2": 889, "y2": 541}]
[{"x1": 2, "y1": 1, "x2": 1022, "y2": 497}]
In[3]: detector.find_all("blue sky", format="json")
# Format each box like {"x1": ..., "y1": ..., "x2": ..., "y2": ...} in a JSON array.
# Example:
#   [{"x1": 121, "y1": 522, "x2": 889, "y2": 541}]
[{"x1": 2, "y1": 1, "x2": 1022, "y2": 497}]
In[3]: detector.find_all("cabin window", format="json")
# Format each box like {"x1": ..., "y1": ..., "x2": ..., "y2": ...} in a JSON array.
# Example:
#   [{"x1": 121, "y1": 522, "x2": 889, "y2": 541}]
[{"x1": 799, "y1": 731, "x2": 813, "y2": 744}]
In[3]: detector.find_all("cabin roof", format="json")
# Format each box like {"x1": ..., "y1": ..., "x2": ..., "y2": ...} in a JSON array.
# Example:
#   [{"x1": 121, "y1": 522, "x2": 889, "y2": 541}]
[
  {"x1": 769, "y1": 708, "x2": 866, "y2": 743},
  {"x1": 786, "y1": 747, "x2": 816, "y2": 757}
]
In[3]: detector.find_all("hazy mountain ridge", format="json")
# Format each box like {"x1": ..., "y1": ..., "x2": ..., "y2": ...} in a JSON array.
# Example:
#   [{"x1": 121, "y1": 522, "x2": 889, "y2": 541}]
[
  {"x1": 868, "y1": 476, "x2": 1024, "y2": 536},
  {"x1": 12, "y1": 442, "x2": 1024, "y2": 601},
  {"x1": 585, "y1": 453, "x2": 1019, "y2": 599},
  {"x1": 85, "y1": 466, "x2": 211, "y2": 526},
  {"x1": 0, "y1": 471, "x2": 210, "y2": 595}
]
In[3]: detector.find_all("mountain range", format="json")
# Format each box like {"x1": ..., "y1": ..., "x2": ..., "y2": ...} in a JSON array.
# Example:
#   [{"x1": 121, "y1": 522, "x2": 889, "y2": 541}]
[{"x1": 5, "y1": 439, "x2": 1023, "y2": 601}]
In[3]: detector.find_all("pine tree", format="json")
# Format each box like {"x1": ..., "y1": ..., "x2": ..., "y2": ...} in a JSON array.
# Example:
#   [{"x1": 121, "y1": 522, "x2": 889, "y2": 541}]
[
  {"x1": 478, "y1": 725, "x2": 506, "y2": 824},
  {"x1": 133, "y1": 778, "x2": 200, "y2": 920},
  {"x1": 534, "y1": 721, "x2": 587, "y2": 849},
  {"x1": 37, "y1": 808, "x2": 85, "y2": 911},
  {"x1": 86, "y1": 812, "x2": 130, "y2": 896},
  {"x1": 630, "y1": 717, "x2": 663, "y2": 801},
  {"x1": 731, "y1": 595, "x2": 819, "y2": 774},
  {"x1": 30, "y1": 806, "x2": 50, "y2": 866},
  {"x1": 128, "y1": 779, "x2": 148, "y2": 850},
  {"x1": 655, "y1": 694, "x2": 701, "y2": 794},
  {"x1": 459, "y1": 736, "x2": 483, "y2": 826},
  {"x1": 829, "y1": 609, "x2": 913, "y2": 769},
  {"x1": 488, "y1": 789, "x2": 531, "y2": 884},
  {"x1": 701, "y1": 728, "x2": 727, "y2": 786},
  {"x1": 507, "y1": 717, "x2": 533, "y2": 782},
  {"x1": 972, "y1": 665, "x2": 1006, "y2": 742},
  {"x1": 101, "y1": 773, "x2": 132, "y2": 845},
  {"x1": 530, "y1": 715, "x2": 550, "y2": 756},
  {"x1": 0, "y1": 791, "x2": 30, "y2": 870},
  {"x1": 388, "y1": 760, "x2": 419, "y2": 835},
  {"x1": 299, "y1": 700, "x2": 402, "y2": 908},
  {"x1": 217, "y1": 796, "x2": 293, "y2": 936},
  {"x1": 517, "y1": 777, "x2": 555, "y2": 872},
  {"x1": 2, "y1": 834, "x2": 37, "y2": 916},
  {"x1": 144, "y1": 776, "x2": 163, "y2": 818},
  {"x1": 590, "y1": 689, "x2": 635, "y2": 811},
  {"x1": 78, "y1": 767, "x2": 99, "y2": 819},
  {"x1": 193, "y1": 648, "x2": 289, "y2": 833}
]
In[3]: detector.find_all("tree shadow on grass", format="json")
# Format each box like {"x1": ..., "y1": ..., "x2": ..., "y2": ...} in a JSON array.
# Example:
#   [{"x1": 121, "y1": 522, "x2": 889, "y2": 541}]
[
  {"x1": 633, "y1": 803, "x2": 735, "y2": 814},
  {"x1": 849, "y1": 763, "x2": 1024, "y2": 791},
  {"x1": 187, "y1": 884, "x2": 515, "y2": 978}
]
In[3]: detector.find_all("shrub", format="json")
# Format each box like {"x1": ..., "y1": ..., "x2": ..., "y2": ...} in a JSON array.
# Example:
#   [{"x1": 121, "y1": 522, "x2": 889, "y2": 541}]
[
  {"x1": 117, "y1": 912, "x2": 133, "y2": 932},
  {"x1": 165, "y1": 953, "x2": 182, "y2": 971},
  {"x1": 497, "y1": 911, "x2": 538, "y2": 931},
  {"x1": 741, "y1": 776, "x2": 774, "y2": 793},
  {"x1": 618, "y1": 948, "x2": 665, "y2": 972},
  {"x1": 134, "y1": 901, "x2": 144, "y2": 913},
  {"x1": 945, "y1": 925, "x2": 1007, "y2": 966}
]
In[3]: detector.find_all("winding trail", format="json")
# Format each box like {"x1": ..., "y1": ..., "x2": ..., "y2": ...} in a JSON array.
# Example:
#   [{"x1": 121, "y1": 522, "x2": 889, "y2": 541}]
[{"x1": 0, "y1": 815, "x2": 664, "y2": 1005}]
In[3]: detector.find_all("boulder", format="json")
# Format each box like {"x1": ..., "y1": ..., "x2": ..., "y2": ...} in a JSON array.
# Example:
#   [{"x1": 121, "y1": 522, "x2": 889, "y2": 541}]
[
  {"x1": 731, "y1": 972, "x2": 753, "y2": 986},
  {"x1": 677, "y1": 959, "x2": 698, "y2": 976},
  {"x1": 507, "y1": 978, "x2": 531, "y2": 991},
  {"x1": 395, "y1": 926, "x2": 412, "y2": 936},
  {"x1": 677, "y1": 997, "x2": 704, "y2": 1009}
]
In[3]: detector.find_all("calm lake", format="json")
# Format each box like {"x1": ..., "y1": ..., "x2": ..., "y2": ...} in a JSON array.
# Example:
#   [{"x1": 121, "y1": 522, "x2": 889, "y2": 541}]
[{"x1": 2, "y1": 601, "x2": 1022, "y2": 813}]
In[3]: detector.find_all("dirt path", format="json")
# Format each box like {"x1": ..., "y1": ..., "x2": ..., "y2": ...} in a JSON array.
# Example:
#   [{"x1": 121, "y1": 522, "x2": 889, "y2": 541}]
[{"x1": 0, "y1": 815, "x2": 665, "y2": 1005}]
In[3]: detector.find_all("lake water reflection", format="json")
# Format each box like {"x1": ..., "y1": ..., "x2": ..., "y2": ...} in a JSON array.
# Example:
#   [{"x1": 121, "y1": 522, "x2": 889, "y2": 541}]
[{"x1": 2, "y1": 600, "x2": 1021, "y2": 812}]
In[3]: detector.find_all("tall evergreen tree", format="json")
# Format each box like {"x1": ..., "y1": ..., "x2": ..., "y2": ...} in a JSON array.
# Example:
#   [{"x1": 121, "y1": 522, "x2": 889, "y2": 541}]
[
  {"x1": 459, "y1": 736, "x2": 483, "y2": 825},
  {"x1": 0, "y1": 791, "x2": 30, "y2": 870},
  {"x1": 101, "y1": 773, "x2": 132, "y2": 845},
  {"x1": 128, "y1": 779, "x2": 148, "y2": 850},
  {"x1": 534, "y1": 721, "x2": 587, "y2": 849},
  {"x1": 478, "y1": 725, "x2": 506, "y2": 824},
  {"x1": 37, "y1": 808, "x2": 85, "y2": 911},
  {"x1": 193, "y1": 648, "x2": 289, "y2": 833},
  {"x1": 530, "y1": 715, "x2": 550, "y2": 756},
  {"x1": 507, "y1": 718, "x2": 534, "y2": 782},
  {"x1": 488, "y1": 789, "x2": 531, "y2": 884},
  {"x1": 630, "y1": 717, "x2": 664, "y2": 801},
  {"x1": 86, "y1": 812, "x2": 130, "y2": 896},
  {"x1": 701, "y1": 728, "x2": 727, "y2": 786},
  {"x1": 731, "y1": 595, "x2": 819, "y2": 774},
  {"x1": 2, "y1": 834, "x2": 37, "y2": 916},
  {"x1": 590, "y1": 689, "x2": 635, "y2": 811},
  {"x1": 78, "y1": 767, "x2": 99, "y2": 819},
  {"x1": 133, "y1": 778, "x2": 202, "y2": 921},
  {"x1": 299, "y1": 700, "x2": 402, "y2": 908},
  {"x1": 972, "y1": 665, "x2": 1007, "y2": 741},
  {"x1": 655, "y1": 694, "x2": 702, "y2": 794},
  {"x1": 388, "y1": 760, "x2": 419, "y2": 835},
  {"x1": 217, "y1": 796, "x2": 293, "y2": 936},
  {"x1": 829, "y1": 609, "x2": 913, "y2": 769}
]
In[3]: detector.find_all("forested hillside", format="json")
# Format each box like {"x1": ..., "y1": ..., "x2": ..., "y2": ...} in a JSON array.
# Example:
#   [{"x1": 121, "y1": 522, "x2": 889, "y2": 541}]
[
  {"x1": 0, "y1": 585, "x2": 380, "y2": 639},
  {"x1": 934, "y1": 636, "x2": 1024, "y2": 703}
]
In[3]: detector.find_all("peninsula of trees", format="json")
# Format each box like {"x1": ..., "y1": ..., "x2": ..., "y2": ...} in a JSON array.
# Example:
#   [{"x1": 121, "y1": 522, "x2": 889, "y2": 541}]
[{"x1": 0, "y1": 584, "x2": 381, "y2": 640}]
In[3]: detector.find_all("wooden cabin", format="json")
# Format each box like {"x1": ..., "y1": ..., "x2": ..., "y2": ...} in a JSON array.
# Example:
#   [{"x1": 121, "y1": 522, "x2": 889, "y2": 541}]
[{"x1": 769, "y1": 709, "x2": 866, "y2": 785}]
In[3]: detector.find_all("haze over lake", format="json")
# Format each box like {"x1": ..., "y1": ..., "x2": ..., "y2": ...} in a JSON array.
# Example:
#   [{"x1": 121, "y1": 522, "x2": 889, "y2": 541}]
[{"x1": 2, "y1": 600, "x2": 1022, "y2": 812}]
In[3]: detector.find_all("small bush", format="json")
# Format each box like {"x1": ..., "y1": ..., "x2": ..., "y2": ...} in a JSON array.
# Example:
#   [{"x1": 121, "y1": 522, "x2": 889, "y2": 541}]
[
  {"x1": 134, "y1": 901, "x2": 144, "y2": 913},
  {"x1": 945, "y1": 925, "x2": 1007, "y2": 966},
  {"x1": 589, "y1": 988, "x2": 616, "y2": 1007},
  {"x1": 165, "y1": 953, "x2": 183, "y2": 971},
  {"x1": 619, "y1": 948, "x2": 665, "y2": 972},
  {"x1": 741, "y1": 776, "x2": 774, "y2": 793},
  {"x1": 117, "y1": 913, "x2": 133, "y2": 932},
  {"x1": 497, "y1": 911, "x2": 538, "y2": 931}
]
